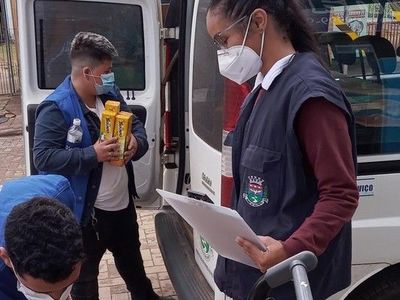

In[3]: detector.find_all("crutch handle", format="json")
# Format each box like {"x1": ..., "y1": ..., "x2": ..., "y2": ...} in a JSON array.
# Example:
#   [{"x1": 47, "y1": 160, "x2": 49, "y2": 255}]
[
  {"x1": 265, "y1": 251, "x2": 317, "y2": 288},
  {"x1": 247, "y1": 251, "x2": 318, "y2": 300}
]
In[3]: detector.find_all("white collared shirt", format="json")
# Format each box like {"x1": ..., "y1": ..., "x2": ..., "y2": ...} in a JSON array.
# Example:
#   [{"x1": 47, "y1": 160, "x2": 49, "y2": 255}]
[{"x1": 253, "y1": 53, "x2": 296, "y2": 91}]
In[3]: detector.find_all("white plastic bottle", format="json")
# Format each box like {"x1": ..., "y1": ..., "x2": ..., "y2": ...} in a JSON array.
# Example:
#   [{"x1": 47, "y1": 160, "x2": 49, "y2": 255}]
[{"x1": 66, "y1": 118, "x2": 83, "y2": 150}]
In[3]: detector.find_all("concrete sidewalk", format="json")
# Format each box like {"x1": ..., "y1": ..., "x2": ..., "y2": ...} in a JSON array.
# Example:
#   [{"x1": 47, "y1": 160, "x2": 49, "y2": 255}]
[
  {"x1": 0, "y1": 94, "x2": 178, "y2": 299},
  {"x1": 0, "y1": 95, "x2": 22, "y2": 137}
]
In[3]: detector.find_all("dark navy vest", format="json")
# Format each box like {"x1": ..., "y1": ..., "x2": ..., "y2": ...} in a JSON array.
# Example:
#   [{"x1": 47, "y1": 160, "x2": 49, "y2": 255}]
[{"x1": 214, "y1": 52, "x2": 357, "y2": 300}]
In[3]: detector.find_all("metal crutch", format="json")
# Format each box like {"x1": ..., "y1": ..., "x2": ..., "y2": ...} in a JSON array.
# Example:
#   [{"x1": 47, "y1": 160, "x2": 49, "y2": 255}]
[{"x1": 247, "y1": 251, "x2": 318, "y2": 300}]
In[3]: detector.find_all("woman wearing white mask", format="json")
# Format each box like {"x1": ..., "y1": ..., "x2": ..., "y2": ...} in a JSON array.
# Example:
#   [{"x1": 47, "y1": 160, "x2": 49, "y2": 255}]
[{"x1": 206, "y1": 1, "x2": 359, "y2": 299}]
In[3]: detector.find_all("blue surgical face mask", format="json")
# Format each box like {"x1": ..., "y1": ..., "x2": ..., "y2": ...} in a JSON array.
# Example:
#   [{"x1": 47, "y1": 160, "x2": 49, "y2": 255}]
[{"x1": 88, "y1": 71, "x2": 115, "y2": 95}]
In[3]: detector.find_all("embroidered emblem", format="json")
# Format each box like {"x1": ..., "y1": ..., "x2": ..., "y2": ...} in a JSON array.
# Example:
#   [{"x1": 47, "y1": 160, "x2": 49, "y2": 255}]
[{"x1": 243, "y1": 176, "x2": 268, "y2": 207}]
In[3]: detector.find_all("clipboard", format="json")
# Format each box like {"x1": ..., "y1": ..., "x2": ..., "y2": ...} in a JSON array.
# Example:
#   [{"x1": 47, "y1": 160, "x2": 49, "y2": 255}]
[{"x1": 156, "y1": 189, "x2": 266, "y2": 268}]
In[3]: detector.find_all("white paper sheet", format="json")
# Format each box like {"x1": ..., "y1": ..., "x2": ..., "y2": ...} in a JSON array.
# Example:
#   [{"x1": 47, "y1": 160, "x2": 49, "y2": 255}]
[{"x1": 156, "y1": 189, "x2": 266, "y2": 268}]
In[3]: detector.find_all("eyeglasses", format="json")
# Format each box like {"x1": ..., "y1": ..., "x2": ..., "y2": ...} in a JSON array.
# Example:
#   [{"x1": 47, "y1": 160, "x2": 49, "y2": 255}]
[{"x1": 213, "y1": 15, "x2": 248, "y2": 50}]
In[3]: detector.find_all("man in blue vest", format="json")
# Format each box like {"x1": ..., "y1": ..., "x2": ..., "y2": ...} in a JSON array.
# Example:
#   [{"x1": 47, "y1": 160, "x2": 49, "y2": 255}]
[
  {"x1": 0, "y1": 175, "x2": 84, "y2": 300},
  {"x1": 33, "y1": 32, "x2": 162, "y2": 300}
]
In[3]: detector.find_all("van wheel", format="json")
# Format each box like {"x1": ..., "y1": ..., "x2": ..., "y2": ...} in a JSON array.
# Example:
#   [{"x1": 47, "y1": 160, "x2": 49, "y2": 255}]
[{"x1": 346, "y1": 269, "x2": 400, "y2": 300}]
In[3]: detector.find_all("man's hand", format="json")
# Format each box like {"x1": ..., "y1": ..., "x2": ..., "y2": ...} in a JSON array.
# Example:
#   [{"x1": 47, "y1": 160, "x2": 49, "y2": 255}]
[
  {"x1": 236, "y1": 235, "x2": 288, "y2": 273},
  {"x1": 124, "y1": 133, "x2": 138, "y2": 164},
  {"x1": 93, "y1": 138, "x2": 119, "y2": 162}
]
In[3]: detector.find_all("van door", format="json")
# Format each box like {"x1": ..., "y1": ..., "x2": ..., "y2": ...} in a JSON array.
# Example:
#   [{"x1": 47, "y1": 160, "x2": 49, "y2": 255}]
[
  {"x1": 18, "y1": 0, "x2": 162, "y2": 207},
  {"x1": 188, "y1": 0, "x2": 224, "y2": 292},
  {"x1": 188, "y1": 0, "x2": 249, "y2": 297}
]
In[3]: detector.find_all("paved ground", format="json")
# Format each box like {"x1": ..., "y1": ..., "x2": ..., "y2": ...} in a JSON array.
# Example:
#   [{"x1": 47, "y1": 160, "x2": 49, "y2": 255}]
[
  {"x1": 0, "y1": 95, "x2": 177, "y2": 299},
  {"x1": 0, "y1": 94, "x2": 22, "y2": 136}
]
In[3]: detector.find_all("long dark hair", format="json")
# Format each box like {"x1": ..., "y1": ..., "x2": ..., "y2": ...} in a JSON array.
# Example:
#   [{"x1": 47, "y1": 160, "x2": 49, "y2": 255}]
[{"x1": 208, "y1": 0, "x2": 318, "y2": 54}]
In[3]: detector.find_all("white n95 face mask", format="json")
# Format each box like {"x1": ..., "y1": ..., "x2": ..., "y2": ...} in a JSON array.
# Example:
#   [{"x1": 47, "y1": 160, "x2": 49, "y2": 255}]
[
  {"x1": 217, "y1": 13, "x2": 265, "y2": 85},
  {"x1": 11, "y1": 259, "x2": 73, "y2": 300},
  {"x1": 217, "y1": 45, "x2": 263, "y2": 85},
  {"x1": 17, "y1": 281, "x2": 73, "y2": 300}
]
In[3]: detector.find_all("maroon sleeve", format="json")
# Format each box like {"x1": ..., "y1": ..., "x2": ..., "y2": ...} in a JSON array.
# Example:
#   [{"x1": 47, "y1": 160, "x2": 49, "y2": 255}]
[{"x1": 282, "y1": 98, "x2": 359, "y2": 257}]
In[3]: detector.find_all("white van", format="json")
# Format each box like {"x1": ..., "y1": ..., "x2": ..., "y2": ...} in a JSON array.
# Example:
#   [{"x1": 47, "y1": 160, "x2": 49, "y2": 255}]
[{"x1": 18, "y1": 0, "x2": 400, "y2": 299}]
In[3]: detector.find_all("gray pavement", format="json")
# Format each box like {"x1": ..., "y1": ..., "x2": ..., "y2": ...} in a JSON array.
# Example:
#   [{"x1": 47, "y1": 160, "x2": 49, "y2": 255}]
[{"x1": 0, "y1": 95, "x2": 22, "y2": 136}]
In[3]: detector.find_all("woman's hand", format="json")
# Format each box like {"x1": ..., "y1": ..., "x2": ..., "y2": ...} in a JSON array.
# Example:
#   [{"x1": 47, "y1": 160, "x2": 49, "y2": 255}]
[{"x1": 236, "y1": 235, "x2": 289, "y2": 273}]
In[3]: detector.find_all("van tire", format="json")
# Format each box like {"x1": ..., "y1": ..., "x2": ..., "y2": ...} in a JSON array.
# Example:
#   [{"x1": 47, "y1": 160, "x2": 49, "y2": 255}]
[
  {"x1": 155, "y1": 208, "x2": 214, "y2": 300},
  {"x1": 346, "y1": 267, "x2": 400, "y2": 300}
]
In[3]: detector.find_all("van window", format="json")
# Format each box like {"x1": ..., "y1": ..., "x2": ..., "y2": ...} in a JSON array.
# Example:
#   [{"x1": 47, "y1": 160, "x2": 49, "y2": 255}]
[
  {"x1": 191, "y1": 1, "x2": 224, "y2": 151},
  {"x1": 34, "y1": 0, "x2": 145, "y2": 90},
  {"x1": 308, "y1": 2, "x2": 400, "y2": 156}
]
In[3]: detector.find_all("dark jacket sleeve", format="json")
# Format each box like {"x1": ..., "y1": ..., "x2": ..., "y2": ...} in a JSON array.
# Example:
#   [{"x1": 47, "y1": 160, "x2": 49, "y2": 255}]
[
  {"x1": 33, "y1": 102, "x2": 98, "y2": 175},
  {"x1": 112, "y1": 88, "x2": 149, "y2": 161}
]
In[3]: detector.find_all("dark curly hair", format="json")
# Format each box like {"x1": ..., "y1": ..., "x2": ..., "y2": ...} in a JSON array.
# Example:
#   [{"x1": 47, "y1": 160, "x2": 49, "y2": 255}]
[
  {"x1": 4, "y1": 197, "x2": 84, "y2": 283},
  {"x1": 208, "y1": 0, "x2": 318, "y2": 54},
  {"x1": 70, "y1": 31, "x2": 118, "y2": 67}
]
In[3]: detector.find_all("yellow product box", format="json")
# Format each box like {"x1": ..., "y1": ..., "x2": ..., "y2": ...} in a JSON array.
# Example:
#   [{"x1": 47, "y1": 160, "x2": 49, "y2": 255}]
[
  {"x1": 100, "y1": 110, "x2": 117, "y2": 140},
  {"x1": 110, "y1": 112, "x2": 133, "y2": 167},
  {"x1": 105, "y1": 100, "x2": 121, "y2": 113},
  {"x1": 118, "y1": 111, "x2": 134, "y2": 134}
]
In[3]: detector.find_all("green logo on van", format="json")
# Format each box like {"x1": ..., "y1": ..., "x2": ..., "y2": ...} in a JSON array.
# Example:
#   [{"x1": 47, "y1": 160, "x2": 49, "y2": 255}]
[
  {"x1": 200, "y1": 236, "x2": 213, "y2": 260},
  {"x1": 243, "y1": 176, "x2": 268, "y2": 207}
]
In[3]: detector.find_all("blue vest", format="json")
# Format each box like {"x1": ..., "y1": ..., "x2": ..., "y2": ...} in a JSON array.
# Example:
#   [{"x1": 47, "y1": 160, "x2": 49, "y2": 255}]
[
  {"x1": 41, "y1": 76, "x2": 92, "y2": 220},
  {"x1": 214, "y1": 53, "x2": 357, "y2": 300}
]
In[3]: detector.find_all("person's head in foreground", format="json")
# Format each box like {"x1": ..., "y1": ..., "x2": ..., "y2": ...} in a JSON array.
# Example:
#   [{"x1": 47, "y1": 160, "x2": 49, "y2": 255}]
[{"x1": 0, "y1": 197, "x2": 84, "y2": 300}]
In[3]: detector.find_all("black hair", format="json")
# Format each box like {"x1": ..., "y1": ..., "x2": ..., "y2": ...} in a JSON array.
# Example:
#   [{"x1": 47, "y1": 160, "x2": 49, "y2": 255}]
[
  {"x1": 4, "y1": 197, "x2": 84, "y2": 283},
  {"x1": 208, "y1": 0, "x2": 318, "y2": 53},
  {"x1": 69, "y1": 31, "x2": 118, "y2": 67}
]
